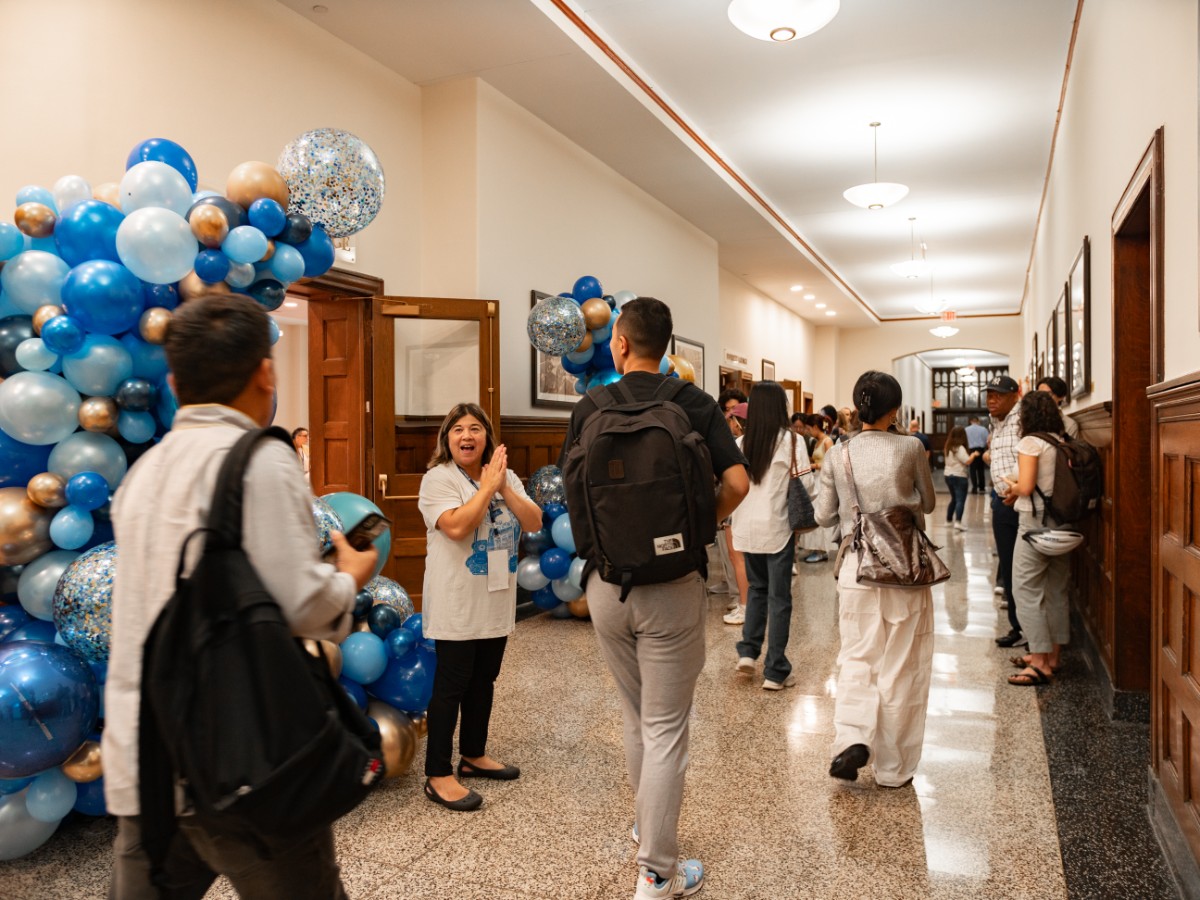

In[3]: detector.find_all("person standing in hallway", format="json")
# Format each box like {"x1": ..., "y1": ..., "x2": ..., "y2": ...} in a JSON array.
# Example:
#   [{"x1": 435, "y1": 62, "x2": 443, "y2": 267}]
[
  {"x1": 816, "y1": 371, "x2": 936, "y2": 788},
  {"x1": 1036, "y1": 375, "x2": 1080, "y2": 438},
  {"x1": 711, "y1": 390, "x2": 748, "y2": 613},
  {"x1": 942, "y1": 426, "x2": 979, "y2": 531},
  {"x1": 983, "y1": 375, "x2": 1025, "y2": 648},
  {"x1": 560, "y1": 297, "x2": 748, "y2": 899},
  {"x1": 907, "y1": 419, "x2": 932, "y2": 460},
  {"x1": 965, "y1": 415, "x2": 990, "y2": 493}
]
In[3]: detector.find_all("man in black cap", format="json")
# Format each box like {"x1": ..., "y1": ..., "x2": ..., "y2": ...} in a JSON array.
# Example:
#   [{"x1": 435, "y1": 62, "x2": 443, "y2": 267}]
[{"x1": 982, "y1": 375, "x2": 1024, "y2": 647}]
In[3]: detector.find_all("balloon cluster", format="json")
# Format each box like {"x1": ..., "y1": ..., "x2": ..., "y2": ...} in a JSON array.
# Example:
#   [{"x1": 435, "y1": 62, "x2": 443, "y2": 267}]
[{"x1": 516, "y1": 466, "x2": 589, "y2": 620}]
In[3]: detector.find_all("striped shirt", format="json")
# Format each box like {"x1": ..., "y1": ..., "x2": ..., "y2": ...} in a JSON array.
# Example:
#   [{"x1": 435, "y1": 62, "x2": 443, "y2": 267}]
[{"x1": 989, "y1": 405, "x2": 1022, "y2": 493}]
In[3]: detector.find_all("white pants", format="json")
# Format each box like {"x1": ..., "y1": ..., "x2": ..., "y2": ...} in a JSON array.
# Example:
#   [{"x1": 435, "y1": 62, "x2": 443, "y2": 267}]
[{"x1": 832, "y1": 563, "x2": 934, "y2": 786}]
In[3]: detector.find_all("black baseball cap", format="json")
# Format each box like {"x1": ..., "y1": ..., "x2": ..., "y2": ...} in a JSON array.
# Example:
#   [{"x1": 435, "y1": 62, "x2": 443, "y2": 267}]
[{"x1": 982, "y1": 375, "x2": 1020, "y2": 394}]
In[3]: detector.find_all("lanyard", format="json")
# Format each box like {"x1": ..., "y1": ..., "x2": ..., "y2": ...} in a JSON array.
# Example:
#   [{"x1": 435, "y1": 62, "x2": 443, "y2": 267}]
[{"x1": 456, "y1": 465, "x2": 505, "y2": 537}]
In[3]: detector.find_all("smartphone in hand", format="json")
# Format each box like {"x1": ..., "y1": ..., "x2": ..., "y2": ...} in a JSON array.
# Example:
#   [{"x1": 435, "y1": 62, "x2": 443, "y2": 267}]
[{"x1": 325, "y1": 513, "x2": 390, "y2": 558}]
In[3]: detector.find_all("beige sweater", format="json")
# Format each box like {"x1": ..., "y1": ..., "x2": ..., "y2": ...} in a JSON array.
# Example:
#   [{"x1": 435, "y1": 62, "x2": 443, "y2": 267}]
[{"x1": 815, "y1": 431, "x2": 936, "y2": 532}]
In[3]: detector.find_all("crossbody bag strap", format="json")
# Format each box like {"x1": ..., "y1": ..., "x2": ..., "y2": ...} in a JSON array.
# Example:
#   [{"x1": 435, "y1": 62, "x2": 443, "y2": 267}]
[{"x1": 842, "y1": 440, "x2": 864, "y2": 518}]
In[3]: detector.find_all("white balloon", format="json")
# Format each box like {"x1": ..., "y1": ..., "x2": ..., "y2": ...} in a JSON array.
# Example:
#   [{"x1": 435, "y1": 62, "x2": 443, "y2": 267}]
[
  {"x1": 52, "y1": 175, "x2": 92, "y2": 214},
  {"x1": 119, "y1": 161, "x2": 193, "y2": 217},
  {"x1": 613, "y1": 290, "x2": 638, "y2": 309},
  {"x1": 116, "y1": 207, "x2": 197, "y2": 284},
  {"x1": 0, "y1": 250, "x2": 69, "y2": 314}
]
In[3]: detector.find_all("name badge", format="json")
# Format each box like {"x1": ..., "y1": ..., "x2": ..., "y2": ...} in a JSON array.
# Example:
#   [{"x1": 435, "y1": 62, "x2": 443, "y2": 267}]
[{"x1": 487, "y1": 548, "x2": 510, "y2": 592}]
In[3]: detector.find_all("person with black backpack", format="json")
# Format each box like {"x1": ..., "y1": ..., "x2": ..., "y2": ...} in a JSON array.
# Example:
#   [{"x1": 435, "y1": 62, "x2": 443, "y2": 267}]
[
  {"x1": 559, "y1": 297, "x2": 748, "y2": 900},
  {"x1": 104, "y1": 295, "x2": 379, "y2": 899}
]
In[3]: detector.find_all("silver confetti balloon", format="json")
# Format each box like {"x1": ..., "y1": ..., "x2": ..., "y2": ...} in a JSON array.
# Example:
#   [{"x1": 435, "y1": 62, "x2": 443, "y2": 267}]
[
  {"x1": 51, "y1": 541, "x2": 116, "y2": 663},
  {"x1": 527, "y1": 296, "x2": 586, "y2": 356},
  {"x1": 277, "y1": 128, "x2": 385, "y2": 239},
  {"x1": 312, "y1": 497, "x2": 344, "y2": 555},
  {"x1": 528, "y1": 465, "x2": 566, "y2": 507},
  {"x1": 365, "y1": 575, "x2": 414, "y2": 621}
]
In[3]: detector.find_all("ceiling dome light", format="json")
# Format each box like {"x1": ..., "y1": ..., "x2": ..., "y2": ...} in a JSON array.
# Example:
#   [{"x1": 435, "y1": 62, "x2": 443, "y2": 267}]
[
  {"x1": 843, "y1": 122, "x2": 908, "y2": 210},
  {"x1": 930, "y1": 325, "x2": 959, "y2": 338},
  {"x1": 727, "y1": 0, "x2": 840, "y2": 43},
  {"x1": 790, "y1": 284, "x2": 804, "y2": 292}
]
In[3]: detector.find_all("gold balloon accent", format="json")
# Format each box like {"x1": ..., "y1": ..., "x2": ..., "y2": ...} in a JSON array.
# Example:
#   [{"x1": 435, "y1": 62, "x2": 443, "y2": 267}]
[
  {"x1": 177, "y1": 271, "x2": 230, "y2": 302},
  {"x1": 61, "y1": 740, "x2": 103, "y2": 783},
  {"x1": 33, "y1": 304, "x2": 64, "y2": 336},
  {"x1": 666, "y1": 354, "x2": 695, "y2": 384},
  {"x1": 139, "y1": 307, "x2": 173, "y2": 345},
  {"x1": 79, "y1": 397, "x2": 119, "y2": 433},
  {"x1": 408, "y1": 712, "x2": 428, "y2": 739},
  {"x1": 226, "y1": 161, "x2": 289, "y2": 210},
  {"x1": 353, "y1": 619, "x2": 372, "y2": 633},
  {"x1": 572, "y1": 332, "x2": 593, "y2": 353},
  {"x1": 567, "y1": 596, "x2": 590, "y2": 618},
  {"x1": 367, "y1": 701, "x2": 417, "y2": 778},
  {"x1": 0, "y1": 486, "x2": 53, "y2": 565},
  {"x1": 260, "y1": 240, "x2": 275, "y2": 262},
  {"x1": 93, "y1": 182, "x2": 121, "y2": 207},
  {"x1": 580, "y1": 298, "x2": 611, "y2": 331},
  {"x1": 15, "y1": 202, "x2": 56, "y2": 238},
  {"x1": 26, "y1": 472, "x2": 67, "y2": 509},
  {"x1": 301, "y1": 638, "x2": 343, "y2": 679},
  {"x1": 189, "y1": 204, "x2": 230, "y2": 249}
]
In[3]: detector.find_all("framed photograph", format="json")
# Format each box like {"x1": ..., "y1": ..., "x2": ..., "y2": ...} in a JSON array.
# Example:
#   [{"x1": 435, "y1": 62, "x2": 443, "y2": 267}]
[
  {"x1": 1068, "y1": 236, "x2": 1091, "y2": 398},
  {"x1": 1044, "y1": 316, "x2": 1055, "y2": 382},
  {"x1": 1054, "y1": 287, "x2": 1070, "y2": 390},
  {"x1": 1030, "y1": 333, "x2": 1038, "y2": 389},
  {"x1": 671, "y1": 335, "x2": 705, "y2": 391},
  {"x1": 530, "y1": 290, "x2": 582, "y2": 409},
  {"x1": 761, "y1": 359, "x2": 776, "y2": 382}
]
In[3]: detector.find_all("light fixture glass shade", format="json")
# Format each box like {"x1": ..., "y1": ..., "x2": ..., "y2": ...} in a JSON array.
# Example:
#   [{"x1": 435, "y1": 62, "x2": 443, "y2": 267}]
[
  {"x1": 930, "y1": 325, "x2": 959, "y2": 338},
  {"x1": 842, "y1": 182, "x2": 909, "y2": 210},
  {"x1": 727, "y1": 0, "x2": 840, "y2": 42},
  {"x1": 914, "y1": 297, "x2": 946, "y2": 315},
  {"x1": 891, "y1": 259, "x2": 931, "y2": 279}
]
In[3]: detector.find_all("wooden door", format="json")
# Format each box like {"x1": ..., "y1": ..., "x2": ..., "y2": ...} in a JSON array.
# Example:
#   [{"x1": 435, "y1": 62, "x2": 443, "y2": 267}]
[
  {"x1": 780, "y1": 379, "x2": 802, "y2": 416},
  {"x1": 372, "y1": 297, "x2": 500, "y2": 608}
]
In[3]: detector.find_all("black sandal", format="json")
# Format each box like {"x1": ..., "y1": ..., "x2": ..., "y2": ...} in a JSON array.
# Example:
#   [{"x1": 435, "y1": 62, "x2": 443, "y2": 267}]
[
  {"x1": 423, "y1": 778, "x2": 483, "y2": 811},
  {"x1": 1007, "y1": 666, "x2": 1052, "y2": 686},
  {"x1": 457, "y1": 759, "x2": 520, "y2": 781}
]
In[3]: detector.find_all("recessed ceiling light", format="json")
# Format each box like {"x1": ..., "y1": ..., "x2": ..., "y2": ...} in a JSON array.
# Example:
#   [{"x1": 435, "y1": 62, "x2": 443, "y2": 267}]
[
  {"x1": 283, "y1": 301, "x2": 299, "y2": 308},
  {"x1": 727, "y1": 0, "x2": 840, "y2": 43},
  {"x1": 825, "y1": 311, "x2": 837, "y2": 317},
  {"x1": 803, "y1": 293, "x2": 816, "y2": 300},
  {"x1": 815, "y1": 303, "x2": 827, "y2": 309},
  {"x1": 790, "y1": 284, "x2": 804, "y2": 292}
]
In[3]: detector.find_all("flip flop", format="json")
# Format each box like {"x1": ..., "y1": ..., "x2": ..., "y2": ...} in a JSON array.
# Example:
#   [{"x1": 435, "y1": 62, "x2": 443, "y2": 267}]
[
  {"x1": 1009, "y1": 656, "x2": 1062, "y2": 674},
  {"x1": 1008, "y1": 666, "x2": 1052, "y2": 686}
]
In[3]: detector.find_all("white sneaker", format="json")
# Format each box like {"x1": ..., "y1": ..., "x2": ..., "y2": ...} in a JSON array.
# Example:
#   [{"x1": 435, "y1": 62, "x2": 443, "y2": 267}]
[
  {"x1": 634, "y1": 860, "x2": 704, "y2": 898},
  {"x1": 736, "y1": 656, "x2": 755, "y2": 675},
  {"x1": 722, "y1": 606, "x2": 745, "y2": 625},
  {"x1": 762, "y1": 673, "x2": 797, "y2": 691},
  {"x1": 954, "y1": 522, "x2": 968, "y2": 532},
  {"x1": 993, "y1": 585, "x2": 1005, "y2": 596}
]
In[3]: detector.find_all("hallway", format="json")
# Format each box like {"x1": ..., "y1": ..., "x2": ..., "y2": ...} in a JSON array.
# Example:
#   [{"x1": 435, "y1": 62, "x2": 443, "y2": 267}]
[{"x1": 2, "y1": 495, "x2": 1180, "y2": 899}]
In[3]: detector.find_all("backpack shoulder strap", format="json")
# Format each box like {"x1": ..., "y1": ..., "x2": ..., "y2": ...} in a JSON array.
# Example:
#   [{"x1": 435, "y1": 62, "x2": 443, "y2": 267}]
[
  {"x1": 207, "y1": 426, "x2": 294, "y2": 548},
  {"x1": 652, "y1": 376, "x2": 688, "y2": 403}
]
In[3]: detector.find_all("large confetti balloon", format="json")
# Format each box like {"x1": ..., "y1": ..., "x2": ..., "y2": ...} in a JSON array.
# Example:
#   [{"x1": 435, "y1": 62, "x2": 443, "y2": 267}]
[
  {"x1": 527, "y1": 296, "x2": 586, "y2": 356},
  {"x1": 277, "y1": 128, "x2": 385, "y2": 239},
  {"x1": 528, "y1": 465, "x2": 567, "y2": 507},
  {"x1": 312, "y1": 496, "x2": 343, "y2": 554},
  {"x1": 51, "y1": 541, "x2": 117, "y2": 663},
  {"x1": 363, "y1": 575, "x2": 414, "y2": 621}
]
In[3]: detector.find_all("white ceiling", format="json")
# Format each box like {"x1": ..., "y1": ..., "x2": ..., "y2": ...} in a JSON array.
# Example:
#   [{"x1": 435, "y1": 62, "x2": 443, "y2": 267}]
[
  {"x1": 915, "y1": 348, "x2": 1010, "y2": 369},
  {"x1": 277, "y1": 0, "x2": 1076, "y2": 326}
]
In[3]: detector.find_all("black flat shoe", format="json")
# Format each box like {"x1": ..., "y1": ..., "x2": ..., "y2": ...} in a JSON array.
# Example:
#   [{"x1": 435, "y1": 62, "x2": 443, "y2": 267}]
[
  {"x1": 424, "y1": 778, "x2": 482, "y2": 811},
  {"x1": 829, "y1": 743, "x2": 870, "y2": 781},
  {"x1": 994, "y1": 630, "x2": 1025, "y2": 648},
  {"x1": 457, "y1": 759, "x2": 521, "y2": 781}
]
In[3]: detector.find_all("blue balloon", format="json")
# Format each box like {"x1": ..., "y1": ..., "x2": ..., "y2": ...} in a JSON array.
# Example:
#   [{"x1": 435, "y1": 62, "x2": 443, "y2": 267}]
[
  {"x1": 156, "y1": 377, "x2": 179, "y2": 428},
  {"x1": 551, "y1": 514, "x2": 576, "y2": 553},
  {"x1": 248, "y1": 278, "x2": 285, "y2": 311},
  {"x1": 550, "y1": 602, "x2": 574, "y2": 619},
  {"x1": 65, "y1": 472, "x2": 110, "y2": 511},
  {"x1": 248, "y1": 198, "x2": 287, "y2": 237},
  {"x1": 659, "y1": 355, "x2": 671, "y2": 374},
  {"x1": 268, "y1": 244, "x2": 305, "y2": 285},
  {"x1": 531, "y1": 585, "x2": 561, "y2": 610},
  {"x1": 0, "y1": 224, "x2": 24, "y2": 261},
  {"x1": 540, "y1": 547, "x2": 571, "y2": 580},
  {"x1": 352, "y1": 590, "x2": 372, "y2": 619},
  {"x1": 321, "y1": 492, "x2": 390, "y2": 578},
  {"x1": 0, "y1": 776, "x2": 33, "y2": 796},
  {"x1": 119, "y1": 333, "x2": 168, "y2": 381},
  {"x1": 48, "y1": 432, "x2": 128, "y2": 489},
  {"x1": 522, "y1": 528, "x2": 554, "y2": 555},
  {"x1": 590, "y1": 368, "x2": 621, "y2": 388},
  {"x1": 551, "y1": 576, "x2": 583, "y2": 602},
  {"x1": 592, "y1": 321, "x2": 614, "y2": 343},
  {"x1": 15, "y1": 338, "x2": 56, "y2": 372},
  {"x1": 126, "y1": 138, "x2": 199, "y2": 191},
  {"x1": 40, "y1": 315, "x2": 85, "y2": 357},
  {"x1": 115, "y1": 377, "x2": 155, "y2": 412},
  {"x1": 16, "y1": 185, "x2": 56, "y2": 211},
  {"x1": 0, "y1": 251, "x2": 69, "y2": 315},
  {"x1": 591, "y1": 340, "x2": 614, "y2": 371},
  {"x1": 61, "y1": 260, "x2": 144, "y2": 336},
  {"x1": 26, "y1": 769, "x2": 76, "y2": 824},
  {"x1": 142, "y1": 281, "x2": 179, "y2": 311},
  {"x1": 386, "y1": 627, "x2": 417, "y2": 660},
  {"x1": 0, "y1": 791, "x2": 60, "y2": 859},
  {"x1": 560, "y1": 354, "x2": 591, "y2": 376},
  {"x1": 574, "y1": 378, "x2": 587, "y2": 395},
  {"x1": 225, "y1": 262, "x2": 256, "y2": 289},
  {"x1": 193, "y1": 249, "x2": 230, "y2": 283},
  {"x1": 367, "y1": 603, "x2": 402, "y2": 638},
  {"x1": 72, "y1": 776, "x2": 107, "y2": 816},
  {"x1": 62, "y1": 335, "x2": 133, "y2": 396},
  {"x1": 0, "y1": 429, "x2": 51, "y2": 489},
  {"x1": 573, "y1": 275, "x2": 603, "y2": 303},
  {"x1": 54, "y1": 200, "x2": 125, "y2": 267},
  {"x1": 222, "y1": 226, "x2": 268, "y2": 265},
  {"x1": 118, "y1": 411, "x2": 156, "y2": 444},
  {"x1": 0, "y1": 641, "x2": 99, "y2": 778},
  {"x1": 542, "y1": 502, "x2": 567, "y2": 528},
  {"x1": 565, "y1": 345, "x2": 595, "y2": 366},
  {"x1": 268, "y1": 317, "x2": 281, "y2": 346},
  {"x1": 340, "y1": 631, "x2": 388, "y2": 684},
  {"x1": 401, "y1": 612, "x2": 423, "y2": 641},
  {"x1": 50, "y1": 506, "x2": 94, "y2": 551},
  {"x1": 3, "y1": 619, "x2": 56, "y2": 644},
  {"x1": 338, "y1": 675, "x2": 368, "y2": 710},
  {"x1": 366, "y1": 650, "x2": 435, "y2": 713},
  {"x1": 568, "y1": 555, "x2": 587, "y2": 589},
  {"x1": 295, "y1": 224, "x2": 335, "y2": 277},
  {"x1": 0, "y1": 606, "x2": 30, "y2": 642}
]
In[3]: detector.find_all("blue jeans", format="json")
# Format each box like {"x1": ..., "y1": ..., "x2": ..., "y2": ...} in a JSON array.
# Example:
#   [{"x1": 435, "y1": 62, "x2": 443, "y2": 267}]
[
  {"x1": 737, "y1": 534, "x2": 797, "y2": 683},
  {"x1": 945, "y1": 475, "x2": 968, "y2": 522}
]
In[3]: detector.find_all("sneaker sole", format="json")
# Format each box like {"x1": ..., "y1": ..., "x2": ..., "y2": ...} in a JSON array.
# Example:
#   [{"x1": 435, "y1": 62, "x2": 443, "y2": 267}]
[{"x1": 736, "y1": 659, "x2": 755, "y2": 675}]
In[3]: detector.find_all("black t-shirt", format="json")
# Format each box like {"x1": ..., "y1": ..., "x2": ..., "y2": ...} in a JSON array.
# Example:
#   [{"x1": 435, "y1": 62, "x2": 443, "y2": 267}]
[
  {"x1": 911, "y1": 431, "x2": 932, "y2": 452},
  {"x1": 557, "y1": 371, "x2": 747, "y2": 478}
]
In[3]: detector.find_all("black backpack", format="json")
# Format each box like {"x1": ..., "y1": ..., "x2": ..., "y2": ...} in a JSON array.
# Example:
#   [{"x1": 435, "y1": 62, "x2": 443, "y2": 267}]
[
  {"x1": 138, "y1": 428, "x2": 382, "y2": 884},
  {"x1": 1029, "y1": 431, "x2": 1104, "y2": 524},
  {"x1": 563, "y1": 378, "x2": 716, "y2": 600}
]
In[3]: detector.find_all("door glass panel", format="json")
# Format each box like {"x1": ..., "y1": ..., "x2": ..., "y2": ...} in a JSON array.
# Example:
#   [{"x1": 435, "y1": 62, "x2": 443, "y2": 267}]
[
  {"x1": 393, "y1": 319, "x2": 479, "y2": 418},
  {"x1": 964, "y1": 385, "x2": 978, "y2": 407}
]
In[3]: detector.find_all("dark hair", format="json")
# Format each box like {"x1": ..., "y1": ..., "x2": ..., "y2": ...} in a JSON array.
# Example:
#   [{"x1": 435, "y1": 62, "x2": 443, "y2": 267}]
[
  {"x1": 719, "y1": 388, "x2": 748, "y2": 410},
  {"x1": 945, "y1": 425, "x2": 969, "y2": 455},
  {"x1": 291, "y1": 427, "x2": 308, "y2": 441},
  {"x1": 743, "y1": 381, "x2": 789, "y2": 484},
  {"x1": 1018, "y1": 390, "x2": 1065, "y2": 438},
  {"x1": 790, "y1": 411, "x2": 805, "y2": 423},
  {"x1": 820, "y1": 404, "x2": 838, "y2": 421},
  {"x1": 166, "y1": 294, "x2": 270, "y2": 406},
  {"x1": 852, "y1": 370, "x2": 903, "y2": 425},
  {"x1": 1036, "y1": 375, "x2": 1069, "y2": 401},
  {"x1": 968, "y1": 416, "x2": 980, "y2": 424},
  {"x1": 428, "y1": 403, "x2": 498, "y2": 469},
  {"x1": 808, "y1": 414, "x2": 831, "y2": 434},
  {"x1": 615, "y1": 296, "x2": 672, "y2": 359}
]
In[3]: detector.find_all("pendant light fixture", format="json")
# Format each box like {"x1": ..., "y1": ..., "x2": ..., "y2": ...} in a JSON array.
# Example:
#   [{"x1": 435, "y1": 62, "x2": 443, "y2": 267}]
[
  {"x1": 891, "y1": 217, "x2": 931, "y2": 279},
  {"x1": 914, "y1": 271, "x2": 947, "y2": 315},
  {"x1": 843, "y1": 122, "x2": 908, "y2": 210},
  {"x1": 727, "y1": 0, "x2": 840, "y2": 43}
]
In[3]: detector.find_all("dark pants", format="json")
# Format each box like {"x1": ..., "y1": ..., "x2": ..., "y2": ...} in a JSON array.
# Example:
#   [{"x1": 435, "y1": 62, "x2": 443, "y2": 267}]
[
  {"x1": 945, "y1": 475, "x2": 968, "y2": 522},
  {"x1": 969, "y1": 453, "x2": 988, "y2": 492},
  {"x1": 425, "y1": 636, "x2": 508, "y2": 777},
  {"x1": 991, "y1": 492, "x2": 1021, "y2": 634},
  {"x1": 110, "y1": 815, "x2": 345, "y2": 900},
  {"x1": 737, "y1": 534, "x2": 797, "y2": 683}
]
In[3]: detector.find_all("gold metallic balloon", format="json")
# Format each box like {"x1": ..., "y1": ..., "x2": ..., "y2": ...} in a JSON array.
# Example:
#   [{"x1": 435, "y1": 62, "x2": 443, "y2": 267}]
[
  {"x1": 572, "y1": 332, "x2": 593, "y2": 353},
  {"x1": 139, "y1": 307, "x2": 173, "y2": 345},
  {"x1": 61, "y1": 740, "x2": 103, "y2": 783},
  {"x1": 15, "y1": 202, "x2": 56, "y2": 238},
  {"x1": 26, "y1": 472, "x2": 67, "y2": 509},
  {"x1": 189, "y1": 204, "x2": 229, "y2": 249},
  {"x1": 226, "y1": 161, "x2": 289, "y2": 210},
  {"x1": 260, "y1": 240, "x2": 275, "y2": 262},
  {"x1": 32, "y1": 304, "x2": 64, "y2": 336},
  {"x1": 177, "y1": 270, "x2": 230, "y2": 302},
  {"x1": 666, "y1": 354, "x2": 695, "y2": 384},
  {"x1": 301, "y1": 638, "x2": 343, "y2": 679},
  {"x1": 79, "y1": 397, "x2": 119, "y2": 433},
  {"x1": 567, "y1": 596, "x2": 590, "y2": 618},
  {"x1": 408, "y1": 712, "x2": 428, "y2": 739},
  {"x1": 580, "y1": 298, "x2": 611, "y2": 331},
  {"x1": 366, "y1": 701, "x2": 417, "y2": 778},
  {"x1": 93, "y1": 182, "x2": 121, "y2": 207},
  {"x1": 0, "y1": 487, "x2": 53, "y2": 565}
]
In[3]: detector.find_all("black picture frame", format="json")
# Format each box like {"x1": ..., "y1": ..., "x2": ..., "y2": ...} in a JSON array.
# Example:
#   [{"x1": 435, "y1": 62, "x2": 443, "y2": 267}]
[
  {"x1": 1054, "y1": 287, "x2": 1070, "y2": 390},
  {"x1": 1030, "y1": 333, "x2": 1038, "y2": 389},
  {"x1": 671, "y1": 335, "x2": 705, "y2": 391},
  {"x1": 761, "y1": 359, "x2": 776, "y2": 382},
  {"x1": 1068, "y1": 236, "x2": 1091, "y2": 398},
  {"x1": 1045, "y1": 316, "x2": 1055, "y2": 383},
  {"x1": 530, "y1": 290, "x2": 581, "y2": 409}
]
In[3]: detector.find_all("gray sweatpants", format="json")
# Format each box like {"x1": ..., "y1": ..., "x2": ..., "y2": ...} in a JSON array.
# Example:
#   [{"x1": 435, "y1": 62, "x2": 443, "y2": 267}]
[
  {"x1": 588, "y1": 571, "x2": 707, "y2": 881},
  {"x1": 1012, "y1": 510, "x2": 1071, "y2": 654}
]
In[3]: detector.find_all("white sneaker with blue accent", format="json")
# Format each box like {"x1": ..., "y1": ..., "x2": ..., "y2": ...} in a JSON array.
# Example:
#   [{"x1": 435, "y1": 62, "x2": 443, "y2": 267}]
[{"x1": 633, "y1": 859, "x2": 704, "y2": 898}]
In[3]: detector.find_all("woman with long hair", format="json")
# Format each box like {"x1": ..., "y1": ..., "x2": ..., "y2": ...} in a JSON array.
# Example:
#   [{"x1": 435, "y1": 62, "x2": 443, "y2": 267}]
[
  {"x1": 942, "y1": 426, "x2": 979, "y2": 531},
  {"x1": 731, "y1": 382, "x2": 807, "y2": 690}
]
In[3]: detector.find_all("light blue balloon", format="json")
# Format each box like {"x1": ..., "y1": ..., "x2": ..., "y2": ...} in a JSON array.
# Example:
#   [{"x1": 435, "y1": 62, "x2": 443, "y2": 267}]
[
  {"x1": 48, "y1": 432, "x2": 128, "y2": 489},
  {"x1": 516, "y1": 555, "x2": 550, "y2": 591},
  {"x1": 25, "y1": 769, "x2": 76, "y2": 824},
  {"x1": 659, "y1": 355, "x2": 671, "y2": 375},
  {"x1": 551, "y1": 576, "x2": 583, "y2": 602},
  {"x1": 340, "y1": 631, "x2": 387, "y2": 684},
  {"x1": 0, "y1": 224, "x2": 23, "y2": 262},
  {"x1": 16, "y1": 550, "x2": 78, "y2": 621},
  {"x1": 0, "y1": 251, "x2": 69, "y2": 314},
  {"x1": 50, "y1": 506, "x2": 94, "y2": 551},
  {"x1": 225, "y1": 261, "x2": 256, "y2": 289},
  {"x1": 268, "y1": 317, "x2": 281, "y2": 346},
  {"x1": 0, "y1": 371, "x2": 81, "y2": 445},
  {"x1": 118, "y1": 333, "x2": 168, "y2": 382},
  {"x1": 267, "y1": 244, "x2": 305, "y2": 284},
  {"x1": 550, "y1": 514, "x2": 575, "y2": 553},
  {"x1": 62, "y1": 335, "x2": 133, "y2": 396},
  {"x1": 117, "y1": 410, "x2": 156, "y2": 444},
  {"x1": 567, "y1": 555, "x2": 587, "y2": 590},
  {"x1": 192, "y1": 189, "x2": 221, "y2": 203},
  {"x1": 14, "y1": 338, "x2": 56, "y2": 372},
  {"x1": 0, "y1": 291, "x2": 21, "y2": 319},
  {"x1": 0, "y1": 791, "x2": 60, "y2": 861},
  {"x1": 115, "y1": 208, "x2": 196, "y2": 285},
  {"x1": 16, "y1": 185, "x2": 57, "y2": 212},
  {"x1": 565, "y1": 345, "x2": 595, "y2": 365},
  {"x1": 119, "y1": 161, "x2": 193, "y2": 217},
  {"x1": 574, "y1": 378, "x2": 587, "y2": 395},
  {"x1": 592, "y1": 322, "x2": 614, "y2": 343},
  {"x1": 222, "y1": 226, "x2": 268, "y2": 265}
]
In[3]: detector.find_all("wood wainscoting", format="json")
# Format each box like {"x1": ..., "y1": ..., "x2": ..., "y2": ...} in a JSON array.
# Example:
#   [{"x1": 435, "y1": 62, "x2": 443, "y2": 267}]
[{"x1": 502, "y1": 416, "x2": 570, "y2": 481}]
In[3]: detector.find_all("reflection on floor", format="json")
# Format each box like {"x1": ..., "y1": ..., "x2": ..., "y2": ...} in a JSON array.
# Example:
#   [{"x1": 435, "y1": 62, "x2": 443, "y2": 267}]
[{"x1": 0, "y1": 495, "x2": 1181, "y2": 899}]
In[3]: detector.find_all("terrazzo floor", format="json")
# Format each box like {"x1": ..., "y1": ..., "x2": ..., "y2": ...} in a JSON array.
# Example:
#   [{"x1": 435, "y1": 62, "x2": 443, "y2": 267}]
[{"x1": 0, "y1": 494, "x2": 1180, "y2": 899}]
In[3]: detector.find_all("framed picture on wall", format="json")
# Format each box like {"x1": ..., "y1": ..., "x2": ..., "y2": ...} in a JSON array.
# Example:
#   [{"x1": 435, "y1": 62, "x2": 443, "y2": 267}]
[
  {"x1": 1054, "y1": 287, "x2": 1070, "y2": 391},
  {"x1": 671, "y1": 335, "x2": 705, "y2": 391},
  {"x1": 1044, "y1": 316, "x2": 1055, "y2": 382},
  {"x1": 1068, "y1": 236, "x2": 1091, "y2": 398},
  {"x1": 1030, "y1": 333, "x2": 1038, "y2": 389},
  {"x1": 761, "y1": 359, "x2": 776, "y2": 381},
  {"x1": 530, "y1": 290, "x2": 582, "y2": 409}
]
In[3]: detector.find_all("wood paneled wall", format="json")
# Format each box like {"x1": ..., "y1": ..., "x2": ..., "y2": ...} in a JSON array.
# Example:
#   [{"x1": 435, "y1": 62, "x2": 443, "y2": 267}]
[{"x1": 501, "y1": 416, "x2": 570, "y2": 481}]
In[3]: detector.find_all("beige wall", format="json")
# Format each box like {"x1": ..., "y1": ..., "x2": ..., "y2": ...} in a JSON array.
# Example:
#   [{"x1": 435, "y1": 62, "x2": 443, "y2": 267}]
[
  {"x1": 273, "y1": 319, "x2": 310, "y2": 435},
  {"x1": 1027, "y1": 0, "x2": 1199, "y2": 401}
]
